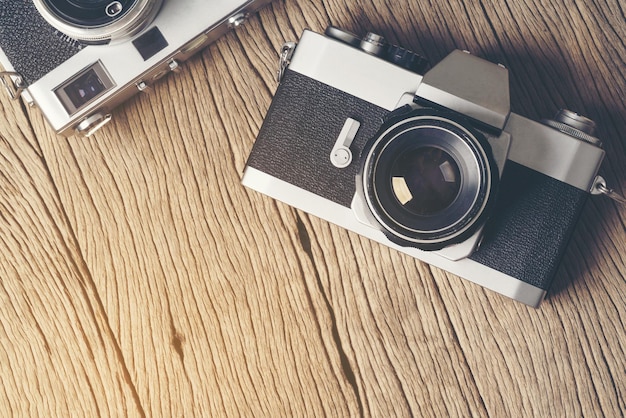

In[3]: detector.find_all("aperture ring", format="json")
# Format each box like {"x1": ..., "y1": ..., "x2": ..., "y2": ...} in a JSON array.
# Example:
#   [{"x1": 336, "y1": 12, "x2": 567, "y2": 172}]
[
  {"x1": 33, "y1": 0, "x2": 164, "y2": 43},
  {"x1": 360, "y1": 109, "x2": 499, "y2": 250}
]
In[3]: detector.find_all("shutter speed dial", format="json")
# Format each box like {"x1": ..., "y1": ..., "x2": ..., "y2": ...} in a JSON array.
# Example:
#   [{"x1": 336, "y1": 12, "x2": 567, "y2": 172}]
[
  {"x1": 386, "y1": 45, "x2": 429, "y2": 74},
  {"x1": 325, "y1": 26, "x2": 429, "y2": 75},
  {"x1": 543, "y1": 109, "x2": 601, "y2": 146}
]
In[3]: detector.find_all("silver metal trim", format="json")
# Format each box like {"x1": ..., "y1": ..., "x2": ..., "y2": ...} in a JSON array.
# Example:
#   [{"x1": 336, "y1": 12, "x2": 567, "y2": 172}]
[
  {"x1": 277, "y1": 42, "x2": 297, "y2": 82},
  {"x1": 415, "y1": 50, "x2": 510, "y2": 129},
  {"x1": 287, "y1": 30, "x2": 424, "y2": 111},
  {"x1": 0, "y1": 71, "x2": 26, "y2": 100}
]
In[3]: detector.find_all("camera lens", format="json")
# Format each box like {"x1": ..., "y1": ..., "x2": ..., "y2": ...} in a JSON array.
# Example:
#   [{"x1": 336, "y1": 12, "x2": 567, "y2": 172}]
[
  {"x1": 45, "y1": 0, "x2": 132, "y2": 25},
  {"x1": 33, "y1": 0, "x2": 163, "y2": 43},
  {"x1": 390, "y1": 146, "x2": 462, "y2": 216},
  {"x1": 361, "y1": 112, "x2": 497, "y2": 250}
]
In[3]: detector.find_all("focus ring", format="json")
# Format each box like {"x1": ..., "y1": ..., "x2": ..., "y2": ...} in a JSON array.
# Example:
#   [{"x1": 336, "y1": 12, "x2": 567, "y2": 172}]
[
  {"x1": 32, "y1": 0, "x2": 164, "y2": 43},
  {"x1": 361, "y1": 110, "x2": 498, "y2": 250}
]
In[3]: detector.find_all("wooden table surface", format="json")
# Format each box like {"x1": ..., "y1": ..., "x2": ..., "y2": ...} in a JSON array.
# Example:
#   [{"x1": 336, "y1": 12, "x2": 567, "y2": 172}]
[{"x1": 1, "y1": 0, "x2": 625, "y2": 416}]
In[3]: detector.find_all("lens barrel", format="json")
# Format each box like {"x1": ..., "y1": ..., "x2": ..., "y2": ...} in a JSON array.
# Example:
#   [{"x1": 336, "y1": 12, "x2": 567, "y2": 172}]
[
  {"x1": 33, "y1": 0, "x2": 164, "y2": 44},
  {"x1": 359, "y1": 109, "x2": 498, "y2": 250}
]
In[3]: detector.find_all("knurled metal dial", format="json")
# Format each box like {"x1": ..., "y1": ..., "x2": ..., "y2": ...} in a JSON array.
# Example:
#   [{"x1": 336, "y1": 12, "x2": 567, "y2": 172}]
[
  {"x1": 543, "y1": 109, "x2": 601, "y2": 146},
  {"x1": 386, "y1": 45, "x2": 429, "y2": 74}
]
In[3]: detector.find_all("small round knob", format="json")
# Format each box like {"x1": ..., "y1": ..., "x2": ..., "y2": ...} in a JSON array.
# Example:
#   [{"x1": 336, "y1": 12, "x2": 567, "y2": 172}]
[
  {"x1": 330, "y1": 147, "x2": 352, "y2": 168},
  {"x1": 324, "y1": 26, "x2": 361, "y2": 47},
  {"x1": 360, "y1": 32, "x2": 387, "y2": 56},
  {"x1": 227, "y1": 12, "x2": 248, "y2": 29},
  {"x1": 76, "y1": 113, "x2": 112, "y2": 137},
  {"x1": 542, "y1": 109, "x2": 601, "y2": 146},
  {"x1": 553, "y1": 109, "x2": 596, "y2": 135}
]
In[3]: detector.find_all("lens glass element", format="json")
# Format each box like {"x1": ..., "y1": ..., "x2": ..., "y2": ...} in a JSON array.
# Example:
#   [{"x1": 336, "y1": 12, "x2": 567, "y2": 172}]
[
  {"x1": 361, "y1": 114, "x2": 497, "y2": 249},
  {"x1": 390, "y1": 146, "x2": 461, "y2": 216},
  {"x1": 43, "y1": 0, "x2": 136, "y2": 26}
]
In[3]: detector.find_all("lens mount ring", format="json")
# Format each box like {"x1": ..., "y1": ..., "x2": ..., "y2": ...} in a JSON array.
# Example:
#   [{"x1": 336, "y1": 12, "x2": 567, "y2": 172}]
[
  {"x1": 33, "y1": 0, "x2": 164, "y2": 43},
  {"x1": 360, "y1": 110, "x2": 498, "y2": 250}
]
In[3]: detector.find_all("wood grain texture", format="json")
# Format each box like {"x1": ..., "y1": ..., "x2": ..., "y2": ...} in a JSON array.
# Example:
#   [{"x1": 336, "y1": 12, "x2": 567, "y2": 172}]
[{"x1": 0, "y1": 0, "x2": 624, "y2": 416}]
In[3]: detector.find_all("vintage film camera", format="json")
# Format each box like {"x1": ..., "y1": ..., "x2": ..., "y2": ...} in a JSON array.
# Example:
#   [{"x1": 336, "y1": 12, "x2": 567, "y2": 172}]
[
  {"x1": 242, "y1": 26, "x2": 610, "y2": 307},
  {"x1": 0, "y1": 0, "x2": 272, "y2": 136}
]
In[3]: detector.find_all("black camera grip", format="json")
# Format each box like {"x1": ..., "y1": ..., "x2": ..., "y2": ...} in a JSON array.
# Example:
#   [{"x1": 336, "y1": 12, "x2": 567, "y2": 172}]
[{"x1": 470, "y1": 162, "x2": 588, "y2": 290}]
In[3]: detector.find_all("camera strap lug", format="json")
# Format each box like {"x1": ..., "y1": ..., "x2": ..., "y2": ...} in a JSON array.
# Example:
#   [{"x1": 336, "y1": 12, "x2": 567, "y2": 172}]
[
  {"x1": 276, "y1": 42, "x2": 297, "y2": 82},
  {"x1": 591, "y1": 176, "x2": 626, "y2": 205},
  {"x1": 0, "y1": 71, "x2": 26, "y2": 100}
]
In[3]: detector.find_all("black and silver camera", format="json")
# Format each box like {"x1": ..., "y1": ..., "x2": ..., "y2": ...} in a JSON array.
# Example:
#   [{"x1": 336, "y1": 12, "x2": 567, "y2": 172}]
[
  {"x1": 0, "y1": 0, "x2": 272, "y2": 136},
  {"x1": 242, "y1": 26, "x2": 609, "y2": 307}
]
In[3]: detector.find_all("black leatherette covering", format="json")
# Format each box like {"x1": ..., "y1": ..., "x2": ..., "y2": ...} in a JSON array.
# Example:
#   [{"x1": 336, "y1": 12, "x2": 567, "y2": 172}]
[
  {"x1": 247, "y1": 69, "x2": 389, "y2": 207},
  {"x1": 469, "y1": 161, "x2": 587, "y2": 289},
  {"x1": 0, "y1": 0, "x2": 82, "y2": 84}
]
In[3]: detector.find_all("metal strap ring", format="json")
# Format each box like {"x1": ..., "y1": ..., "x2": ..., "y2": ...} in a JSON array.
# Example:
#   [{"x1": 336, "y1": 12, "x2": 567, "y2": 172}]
[{"x1": 0, "y1": 71, "x2": 26, "y2": 100}]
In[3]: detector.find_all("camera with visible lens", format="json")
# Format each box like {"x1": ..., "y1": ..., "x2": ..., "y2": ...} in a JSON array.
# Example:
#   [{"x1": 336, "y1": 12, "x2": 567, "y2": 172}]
[
  {"x1": 0, "y1": 0, "x2": 272, "y2": 136},
  {"x1": 242, "y1": 26, "x2": 607, "y2": 307}
]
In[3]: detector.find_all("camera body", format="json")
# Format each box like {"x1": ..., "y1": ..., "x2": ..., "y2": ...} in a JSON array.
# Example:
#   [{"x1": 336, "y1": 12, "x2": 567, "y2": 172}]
[
  {"x1": 242, "y1": 27, "x2": 606, "y2": 307},
  {"x1": 0, "y1": 0, "x2": 272, "y2": 136}
]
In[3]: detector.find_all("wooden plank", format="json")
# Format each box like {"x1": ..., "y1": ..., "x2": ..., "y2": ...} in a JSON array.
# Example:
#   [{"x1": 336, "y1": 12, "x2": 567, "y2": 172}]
[
  {"x1": 0, "y1": 0, "x2": 624, "y2": 416},
  {"x1": 0, "y1": 94, "x2": 144, "y2": 417}
]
